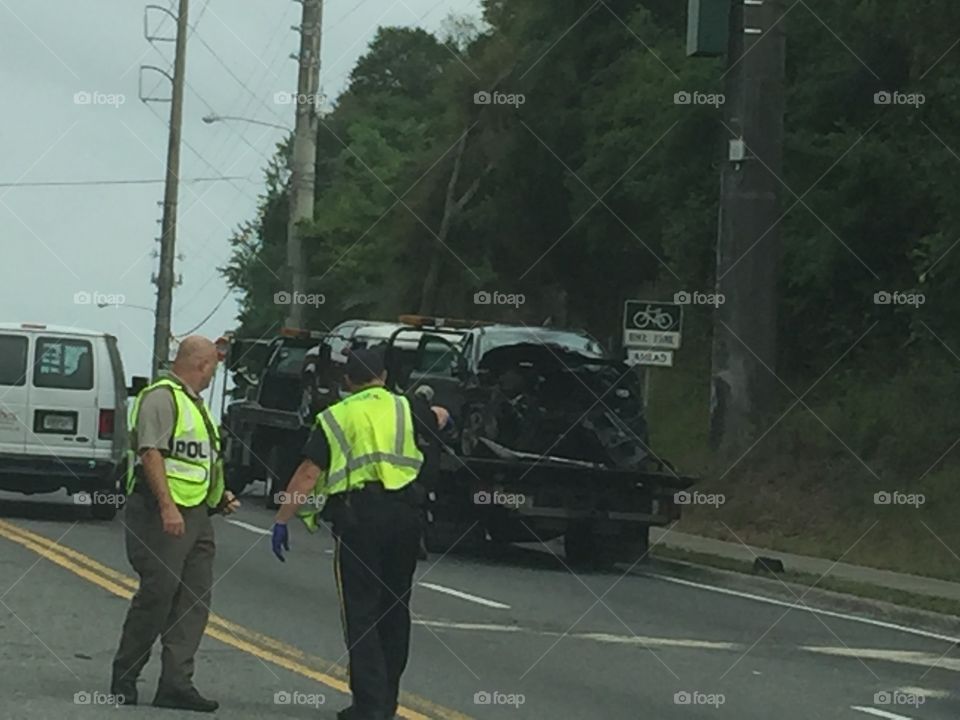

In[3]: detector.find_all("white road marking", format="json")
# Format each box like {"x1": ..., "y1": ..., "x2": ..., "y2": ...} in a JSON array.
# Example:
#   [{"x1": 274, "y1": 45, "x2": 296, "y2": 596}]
[
  {"x1": 804, "y1": 646, "x2": 960, "y2": 673},
  {"x1": 416, "y1": 620, "x2": 521, "y2": 632},
  {"x1": 646, "y1": 572, "x2": 960, "y2": 645},
  {"x1": 223, "y1": 519, "x2": 512, "y2": 609},
  {"x1": 574, "y1": 632, "x2": 738, "y2": 650},
  {"x1": 416, "y1": 581, "x2": 511, "y2": 609},
  {"x1": 897, "y1": 687, "x2": 950, "y2": 700},
  {"x1": 416, "y1": 619, "x2": 741, "y2": 650},
  {"x1": 850, "y1": 706, "x2": 915, "y2": 720},
  {"x1": 225, "y1": 519, "x2": 271, "y2": 536}
]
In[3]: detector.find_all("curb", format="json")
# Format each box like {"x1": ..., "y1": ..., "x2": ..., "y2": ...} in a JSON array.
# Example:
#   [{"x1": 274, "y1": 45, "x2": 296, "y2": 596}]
[{"x1": 638, "y1": 548, "x2": 960, "y2": 642}]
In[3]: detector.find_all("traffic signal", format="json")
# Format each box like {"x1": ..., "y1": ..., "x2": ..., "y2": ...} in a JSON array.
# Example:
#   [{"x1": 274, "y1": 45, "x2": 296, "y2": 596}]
[{"x1": 687, "y1": 0, "x2": 729, "y2": 57}]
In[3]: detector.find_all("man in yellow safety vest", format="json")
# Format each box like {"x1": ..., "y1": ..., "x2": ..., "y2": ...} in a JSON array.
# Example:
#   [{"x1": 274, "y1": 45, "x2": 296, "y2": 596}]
[
  {"x1": 111, "y1": 336, "x2": 239, "y2": 712},
  {"x1": 272, "y1": 346, "x2": 449, "y2": 720}
]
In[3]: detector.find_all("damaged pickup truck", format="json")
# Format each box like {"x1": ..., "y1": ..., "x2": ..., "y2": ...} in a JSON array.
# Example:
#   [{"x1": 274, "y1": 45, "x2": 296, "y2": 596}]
[{"x1": 385, "y1": 316, "x2": 695, "y2": 567}]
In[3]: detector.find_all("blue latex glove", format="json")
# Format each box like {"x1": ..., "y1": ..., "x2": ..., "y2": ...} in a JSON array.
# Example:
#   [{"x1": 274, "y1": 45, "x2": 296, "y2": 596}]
[{"x1": 272, "y1": 523, "x2": 290, "y2": 562}]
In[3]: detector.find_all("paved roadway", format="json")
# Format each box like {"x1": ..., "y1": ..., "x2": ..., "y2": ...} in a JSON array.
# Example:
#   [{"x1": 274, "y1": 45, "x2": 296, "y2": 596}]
[{"x1": 1, "y1": 487, "x2": 959, "y2": 720}]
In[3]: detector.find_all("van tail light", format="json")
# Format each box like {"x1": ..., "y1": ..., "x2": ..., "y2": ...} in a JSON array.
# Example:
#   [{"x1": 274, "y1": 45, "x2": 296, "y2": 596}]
[{"x1": 98, "y1": 409, "x2": 115, "y2": 439}]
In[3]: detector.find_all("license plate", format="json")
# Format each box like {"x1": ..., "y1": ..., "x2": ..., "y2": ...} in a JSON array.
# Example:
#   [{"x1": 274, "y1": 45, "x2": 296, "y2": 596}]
[{"x1": 43, "y1": 415, "x2": 75, "y2": 432}]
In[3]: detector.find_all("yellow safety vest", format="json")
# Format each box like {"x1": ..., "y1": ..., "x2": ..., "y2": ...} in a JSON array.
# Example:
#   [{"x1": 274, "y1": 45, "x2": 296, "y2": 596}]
[
  {"x1": 126, "y1": 378, "x2": 225, "y2": 509},
  {"x1": 299, "y1": 386, "x2": 423, "y2": 532}
]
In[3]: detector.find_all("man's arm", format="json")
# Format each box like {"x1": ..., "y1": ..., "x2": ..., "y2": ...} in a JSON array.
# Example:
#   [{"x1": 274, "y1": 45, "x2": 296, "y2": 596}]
[
  {"x1": 274, "y1": 459, "x2": 324, "y2": 524},
  {"x1": 136, "y1": 388, "x2": 186, "y2": 537},
  {"x1": 140, "y1": 448, "x2": 184, "y2": 536}
]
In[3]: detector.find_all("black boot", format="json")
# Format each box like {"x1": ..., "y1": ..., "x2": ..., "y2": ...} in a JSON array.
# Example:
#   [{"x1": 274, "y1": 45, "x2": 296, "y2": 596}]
[
  {"x1": 109, "y1": 674, "x2": 138, "y2": 706},
  {"x1": 153, "y1": 686, "x2": 219, "y2": 713}
]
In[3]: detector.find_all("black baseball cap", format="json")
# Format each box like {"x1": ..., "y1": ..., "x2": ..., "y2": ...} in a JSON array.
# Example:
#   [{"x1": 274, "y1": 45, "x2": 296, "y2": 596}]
[{"x1": 345, "y1": 346, "x2": 386, "y2": 384}]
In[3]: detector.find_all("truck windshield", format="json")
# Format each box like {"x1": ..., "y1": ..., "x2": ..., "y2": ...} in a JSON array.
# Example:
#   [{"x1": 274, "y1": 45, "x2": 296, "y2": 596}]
[
  {"x1": 480, "y1": 329, "x2": 606, "y2": 359},
  {"x1": 272, "y1": 346, "x2": 309, "y2": 376}
]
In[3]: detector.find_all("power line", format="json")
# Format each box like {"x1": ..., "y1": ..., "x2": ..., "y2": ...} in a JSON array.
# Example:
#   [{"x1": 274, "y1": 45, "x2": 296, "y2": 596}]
[
  {"x1": 192, "y1": 0, "x2": 213, "y2": 31},
  {"x1": 177, "y1": 286, "x2": 233, "y2": 336},
  {"x1": 0, "y1": 175, "x2": 249, "y2": 189},
  {"x1": 206, "y1": 6, "x2": 296, "y2": 170},
  {"x1": 192, "y1": 30, "x2": 289, "y2": 125},
  {"x1": 144, "y1": 101, "x2": 257, "y2": 201}
]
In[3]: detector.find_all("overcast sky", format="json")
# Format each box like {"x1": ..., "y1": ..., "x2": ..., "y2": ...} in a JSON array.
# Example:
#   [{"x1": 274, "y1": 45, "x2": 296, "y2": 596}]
[{"x1": 0, "y1": 0, "x2": 480, "y2": 387}]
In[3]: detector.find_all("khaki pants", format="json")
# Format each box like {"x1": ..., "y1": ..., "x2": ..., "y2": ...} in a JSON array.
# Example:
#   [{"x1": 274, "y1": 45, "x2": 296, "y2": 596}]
[{"x1": 112, "y1": 492, "x2": 215, "y2": 692}]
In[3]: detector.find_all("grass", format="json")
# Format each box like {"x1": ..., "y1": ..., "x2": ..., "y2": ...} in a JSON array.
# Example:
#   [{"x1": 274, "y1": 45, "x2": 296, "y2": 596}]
[{"x1": 644, "y1": 347, "x2": 960, "y2": 585}]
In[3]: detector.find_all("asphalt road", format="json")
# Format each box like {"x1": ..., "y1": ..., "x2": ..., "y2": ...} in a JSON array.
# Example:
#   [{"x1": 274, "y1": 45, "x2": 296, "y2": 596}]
[{"x1": 1, "y1": 487, "x2": 959, "y2": 720}]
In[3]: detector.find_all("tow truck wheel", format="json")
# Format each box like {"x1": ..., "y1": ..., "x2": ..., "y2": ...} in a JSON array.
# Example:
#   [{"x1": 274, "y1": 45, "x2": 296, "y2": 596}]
[{"x1": 564, "y1": 525, "x2": 614, "y2": 570}]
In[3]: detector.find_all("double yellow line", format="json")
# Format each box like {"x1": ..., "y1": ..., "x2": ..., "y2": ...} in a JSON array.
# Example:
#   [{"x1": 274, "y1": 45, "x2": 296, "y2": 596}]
[{"x1": 0, "y1": 518, "x2": 470, "y2": 720}]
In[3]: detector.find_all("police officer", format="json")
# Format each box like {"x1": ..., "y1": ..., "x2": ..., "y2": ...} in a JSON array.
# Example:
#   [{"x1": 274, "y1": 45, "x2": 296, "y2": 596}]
[
  {"x1": 271, "y1": 346, "x2": 449, "y2": 720},
  {"x1": 111, "y1": 336, "x2": 239, "y2": 711}
]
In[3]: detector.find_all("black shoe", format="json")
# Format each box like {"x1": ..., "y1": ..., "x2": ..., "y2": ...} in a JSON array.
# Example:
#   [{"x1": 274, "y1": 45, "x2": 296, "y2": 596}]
[
  {"x1": 109, "y1": 677, "x2": 138, "y2": 706},
  {"x1": 337, "y1": 706, "x2": 392, "y2": 720},
  {"x1": 153, "y1": 686, "x2": 219, "y2": 713}
]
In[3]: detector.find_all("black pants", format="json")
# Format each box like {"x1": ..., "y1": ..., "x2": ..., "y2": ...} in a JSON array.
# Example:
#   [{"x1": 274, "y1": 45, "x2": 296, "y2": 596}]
[{"x1": 330, "y1": 488, "x2": 421, "y2": 718}]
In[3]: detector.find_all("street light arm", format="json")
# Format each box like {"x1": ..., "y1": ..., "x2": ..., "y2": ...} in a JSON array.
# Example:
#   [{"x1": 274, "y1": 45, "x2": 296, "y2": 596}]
[{"x1": 202, "y1": 114, "x2": 290, "y2": 131}]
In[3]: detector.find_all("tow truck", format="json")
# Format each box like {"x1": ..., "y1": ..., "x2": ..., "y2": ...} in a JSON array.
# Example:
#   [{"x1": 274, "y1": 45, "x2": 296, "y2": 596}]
[
  {"x1": 383, "y1": 315, "x2": 696, "y2": 566},
  {"x1": 219, "y1": 322, "x2": 426, "y2": 505},
  {"x1": 220, "y1": 328, "x2": 324, "y2": 506}
]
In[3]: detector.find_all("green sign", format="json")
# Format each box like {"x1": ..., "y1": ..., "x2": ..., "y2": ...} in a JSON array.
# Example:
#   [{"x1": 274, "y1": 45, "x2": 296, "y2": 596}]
[{"x1": 687, "y1": 0, "x2": 729, "y2": 57}]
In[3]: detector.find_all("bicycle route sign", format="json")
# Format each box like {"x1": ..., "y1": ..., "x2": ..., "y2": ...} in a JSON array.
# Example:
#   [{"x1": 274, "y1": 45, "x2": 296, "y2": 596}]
[{"x1": 623, "y1": 300, "x2": 683, "y2": 351}]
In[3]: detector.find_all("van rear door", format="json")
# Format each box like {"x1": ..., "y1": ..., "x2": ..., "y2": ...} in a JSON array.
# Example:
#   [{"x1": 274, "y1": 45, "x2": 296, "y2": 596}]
[
  {"x1": 0, "y1": 332, "x2": 30, "y2": 454},
  {"x1": 26, "y1": 335, "x2": 99, "y2": 459}
]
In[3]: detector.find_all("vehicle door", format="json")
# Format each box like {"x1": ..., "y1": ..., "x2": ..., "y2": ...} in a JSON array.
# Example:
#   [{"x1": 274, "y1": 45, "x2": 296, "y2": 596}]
[
  {"x1": 398, "y1": 332, "x2": 467, "y2": 420},
  {"x1": 26, "y1": 334, "x2": 98, "y2": 459},
  {"x1": 0, "y1": 331, "x2": 30, "y2": 454}
]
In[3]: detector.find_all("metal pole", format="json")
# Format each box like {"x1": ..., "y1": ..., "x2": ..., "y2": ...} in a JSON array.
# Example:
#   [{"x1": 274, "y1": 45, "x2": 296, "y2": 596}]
[
  {"x1": 151, "y1": 0, "x2": 190, "y2": 378},
  {"x1": 285, "y1": 0, "x2": 323, "y2": 329},
  {"x1": 709, "y1": 0, "x2": 786, "y2": 451}
]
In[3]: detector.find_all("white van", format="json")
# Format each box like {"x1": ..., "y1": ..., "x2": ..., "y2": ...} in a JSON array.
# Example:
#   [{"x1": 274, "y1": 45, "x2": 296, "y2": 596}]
[{"x1": 0, "y1": 323, "x2": 143, "y2": 519}]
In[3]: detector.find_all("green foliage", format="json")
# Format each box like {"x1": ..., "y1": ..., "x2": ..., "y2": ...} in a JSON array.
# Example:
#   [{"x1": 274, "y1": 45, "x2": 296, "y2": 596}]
[{"x1": 224, "y1": 1, "x2": 960, "y2": 549}]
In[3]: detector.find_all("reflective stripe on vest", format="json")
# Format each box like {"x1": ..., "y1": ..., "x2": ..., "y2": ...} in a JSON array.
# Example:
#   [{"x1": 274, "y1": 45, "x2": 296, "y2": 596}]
[{"x1": 126, "y1": 378, "x2": 224, "y2": 508}]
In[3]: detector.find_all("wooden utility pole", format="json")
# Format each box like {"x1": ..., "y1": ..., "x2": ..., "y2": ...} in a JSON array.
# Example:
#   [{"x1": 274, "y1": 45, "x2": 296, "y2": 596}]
[
  {"x1": 709, "y1": 0, "x2": 786, "y2": 452},
  {"x1": 285, "y1": 0, "x2": 323, "y2": 329},
  {"x1": 151, "y1": 0, "x2": 189, "y2": 378}
]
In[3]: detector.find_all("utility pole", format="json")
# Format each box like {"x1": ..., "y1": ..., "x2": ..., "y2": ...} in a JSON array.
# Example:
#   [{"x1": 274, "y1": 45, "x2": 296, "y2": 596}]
[
  {"x1": 709, "y1": 0, "x2": 786, "y2": 452},
  {"x1": 285, "y1": 0, "x2": 323, "y2": 329},
  {"x1": 151, "y1": 0, "x2": 189, "y2": 378}
]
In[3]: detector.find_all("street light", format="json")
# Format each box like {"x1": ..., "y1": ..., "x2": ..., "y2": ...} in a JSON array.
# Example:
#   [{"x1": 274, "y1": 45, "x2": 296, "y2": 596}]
[
  {"x1": 202, "y1": 114, "x2": 290, "y2": 131},
  {"x1": 96, "y1": 302, "x2": 155, "y2": 313}
]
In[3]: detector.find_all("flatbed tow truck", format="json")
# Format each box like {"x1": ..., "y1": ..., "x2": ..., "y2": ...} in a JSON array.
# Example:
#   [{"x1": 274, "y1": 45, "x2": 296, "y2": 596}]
[
  {"x1": 219, "y1": 316, "x2": 696, "y2": 565},
  {"x1": 383, "y1": 315, "x2": 696, "y2": 566}
]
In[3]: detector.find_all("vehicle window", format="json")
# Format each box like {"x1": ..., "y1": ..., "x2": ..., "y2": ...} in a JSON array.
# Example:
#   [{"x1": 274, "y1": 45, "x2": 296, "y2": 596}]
[
  {"x1": 273, "y1": 346, "x2": 308, "y2": 375},
  {"x1": 34, "y1": 337, "x2": 94, "y2": 390},
  {"x1": 326, "y1": 324, "x2": 355, "y2": 360},
  {"x1": 416, "y1": 336, "x2": 460, "y2": 376},
  {"x1": 480, "y1": 329, "x2": 606, "y2": 358},
  {"x1": 0, "y1": 335, "x2": 28, "y2": 386}
]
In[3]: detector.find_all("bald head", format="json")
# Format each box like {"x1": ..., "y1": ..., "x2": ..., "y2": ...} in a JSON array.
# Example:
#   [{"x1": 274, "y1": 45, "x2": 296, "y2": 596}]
[{"x1": 172, "y1": 335, "x2": 218, "y2": 393}]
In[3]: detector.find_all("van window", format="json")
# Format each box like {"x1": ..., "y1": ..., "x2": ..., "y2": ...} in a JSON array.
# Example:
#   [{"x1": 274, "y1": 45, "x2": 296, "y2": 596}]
[
  {"x1": 34, "y1": 337, "x2": 94, "y2": 390},
  {"x1": 0, "y1": 335, "x2": 28, "y2": 386}
]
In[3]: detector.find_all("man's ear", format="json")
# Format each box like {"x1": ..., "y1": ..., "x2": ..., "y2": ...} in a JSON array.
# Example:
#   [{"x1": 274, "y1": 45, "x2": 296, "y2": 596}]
[
  {"x1": 342, "y1": 374, "x2": 353, "y2": 391},
  {"x1": 379, "y1": 369, "x2": 388, "y2": 383}
]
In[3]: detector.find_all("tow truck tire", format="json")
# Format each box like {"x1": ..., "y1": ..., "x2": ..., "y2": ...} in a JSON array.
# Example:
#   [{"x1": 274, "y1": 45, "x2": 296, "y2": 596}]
[{"x1": 564, "y1": 525, "x2": 614, "y2": 570}]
